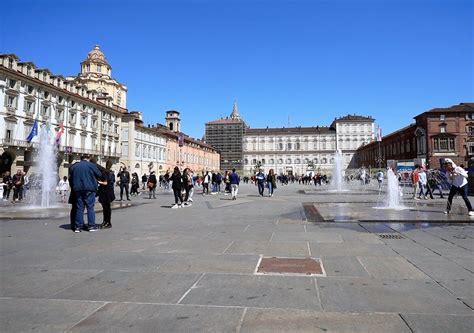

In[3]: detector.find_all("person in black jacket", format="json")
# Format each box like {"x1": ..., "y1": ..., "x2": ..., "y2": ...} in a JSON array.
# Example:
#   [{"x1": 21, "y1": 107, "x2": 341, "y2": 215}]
[
  {"x1": 170, "y1": 166, "x2": 184, "y2": 208},
  {"x1": 118, "y1": 167, "x2": 131, "y2": 201},
  {"x1": 96, "y1": 160, "x2": 115, "y2": 229},
  {"x1": 147, "y1": 171, "x2": 157, "y2": 199}
]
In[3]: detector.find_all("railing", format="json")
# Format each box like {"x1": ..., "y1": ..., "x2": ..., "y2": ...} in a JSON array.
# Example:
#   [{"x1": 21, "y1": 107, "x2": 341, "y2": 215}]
[{"x1": 0, "y1": 138, "x2": 39, "y2": 149}]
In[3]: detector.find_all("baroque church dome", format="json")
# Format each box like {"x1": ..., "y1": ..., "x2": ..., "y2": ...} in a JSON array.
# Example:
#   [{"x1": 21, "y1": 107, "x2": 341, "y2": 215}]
[{"x1": 83, "y1": 45, "x2": 109, "y2": 65}]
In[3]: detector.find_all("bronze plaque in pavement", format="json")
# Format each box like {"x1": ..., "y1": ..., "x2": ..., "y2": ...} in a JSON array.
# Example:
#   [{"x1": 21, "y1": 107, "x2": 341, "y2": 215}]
[{"x1": 257, "y1": 257, "x2": 323, "y2": 275}]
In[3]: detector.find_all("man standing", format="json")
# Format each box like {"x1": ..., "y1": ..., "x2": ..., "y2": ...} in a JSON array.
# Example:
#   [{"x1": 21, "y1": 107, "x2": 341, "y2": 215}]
[
  {"x1": 69, "y1": 155, "x2": 101, "y2": 232},
  {"x1": 118, "y1": 166, "x2": 131, "y2": 201},
  {"x1": 255, "y1": 169, "x2": 266, "y2": 196},
  {"x1": 142, "y1": 173, "x2": 148, "y2": 190},
  {"x1": 444, "y1": 159, "x2": 474, "y2": 216},
  {"x1": 376, "y1": 170, "x2": 384, "y2": 191},
  {"x1": 2, "y1": 171, "x2": 12, "y2": 201},
  {"x1": 229, "y1": 168, "x2": 240, "y2": 200},
  {"x1": 12, "y1": 169, "x2": 24, "y2": 203}
]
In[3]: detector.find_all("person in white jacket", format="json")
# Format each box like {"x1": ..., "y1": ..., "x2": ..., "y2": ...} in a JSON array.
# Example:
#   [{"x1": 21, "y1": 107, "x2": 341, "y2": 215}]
[{"x1": 444, "y1": 158, "x2": 474, "y2": 216}]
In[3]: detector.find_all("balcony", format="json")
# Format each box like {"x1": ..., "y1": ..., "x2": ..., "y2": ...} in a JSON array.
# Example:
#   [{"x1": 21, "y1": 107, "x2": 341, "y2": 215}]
[{"x1": 0, "y1": 138, "x2": 39, "y2": 149}]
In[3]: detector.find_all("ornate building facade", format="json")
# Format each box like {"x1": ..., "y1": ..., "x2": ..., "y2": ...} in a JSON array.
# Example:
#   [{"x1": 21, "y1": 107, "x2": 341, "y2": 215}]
[
  {"x1": 158, "y1": 110, "x2": 220, "y2": 174},
  {"x1": 242, "y1": 115, "x2": 374, "y2": 176},
  {"x1": 0, "y1": 53, "x2": 124, "y2": 177},
  {"x1": 120, "y1": 111, "x2": 167, "y2": 176},
  {"x1": 66, "y1": 45, "x2": 127, "y2": 110}
]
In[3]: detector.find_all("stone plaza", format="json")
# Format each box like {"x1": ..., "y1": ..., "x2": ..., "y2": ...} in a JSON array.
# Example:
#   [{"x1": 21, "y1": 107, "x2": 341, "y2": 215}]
[{"x1": 1, "y1": 183, "x2": 473, "y2": 332}]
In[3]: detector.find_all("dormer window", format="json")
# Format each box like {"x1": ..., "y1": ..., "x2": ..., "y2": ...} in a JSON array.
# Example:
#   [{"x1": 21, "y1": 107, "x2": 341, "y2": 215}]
[
  {"x1": 86, "y1": 64, "x2": 90, "y2": 72},
  {"x1": 440, "y1": 114, "x2": 445, "y2": 121},
  {"x1": 27, "y1": 66, "x2": 31, "y2": 75},
  {"x1": 440, "y1": 125, "x2": 446, "y2": 133},
  {"x1": 97, "y1": 64, "x2": 102, "y2": 73}
]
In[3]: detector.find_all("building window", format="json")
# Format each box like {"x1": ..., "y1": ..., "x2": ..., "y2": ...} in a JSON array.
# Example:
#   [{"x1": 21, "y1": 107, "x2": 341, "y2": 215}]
[
  {"x1": 278, "y1": 143, "x2": 283, "y2": 150},
  {"x1": 41, "y1": 105, "x2": 49, "y2": 117},
  {"x1": 440, "y1": 114, "x2": 445, "y2": 121},
  {"x1": 25, "y1": 101, "x2": 34, "y2": 114},
  {"x1": 287, "y1": 143, "x2": 292, "y2": 150},
  {"x1": 97, "y1": 64, "x2": 102, "y2": 73},
  {"x1": 434, "y1": 137, "x2": 455, "y2": 152},
  {"x1": 86, "y1": 64, "x2": 90, "y2": 72},
  {"x1": 440, "y1": 125, "x2": 446, "y2": 133},
  {"x1": 57, "y1": 109, "x2": 64, "y2": 121},
  {"x1": 269, "y1": 159, "x2": 274, "y2": 164},
  {"x1": 8, "y1": 79, "x2": 16, "y2": 89},
  {"x1": 261, "y1": 159, "x2": 266, "y2": 165},
  {"x1": 322, "y1": 158, "x2": 327, "y2": 164},
  {"x1": 6, "y1": 95, "x2": 16, "y2": 108},
  {"x1": 314, "y1": 158, "x2": 318, "y2": 164},
  {"x1": 278, "y1": 159, "x2": 283, "y2": 164},
  {"x1": 286, "y1": 158, "x2": 292, "y2": 164}
]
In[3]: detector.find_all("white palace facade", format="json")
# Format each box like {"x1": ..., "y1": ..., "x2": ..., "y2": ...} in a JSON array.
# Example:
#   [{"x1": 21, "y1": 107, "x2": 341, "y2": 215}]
[{"x1": 243, "y1": 115, "x2": 375, "y2": 176}]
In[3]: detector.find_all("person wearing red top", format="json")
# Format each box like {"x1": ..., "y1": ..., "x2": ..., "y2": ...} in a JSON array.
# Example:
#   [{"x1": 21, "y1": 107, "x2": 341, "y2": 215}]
[{"x1": 411, "y1": 165, "x2": 420, "y2": 200}]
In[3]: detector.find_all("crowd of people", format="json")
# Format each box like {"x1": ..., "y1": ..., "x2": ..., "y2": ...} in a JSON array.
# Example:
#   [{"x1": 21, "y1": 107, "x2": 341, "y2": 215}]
[{"x1": 2, "y1": 157, "x2": 473, "y2": 230}]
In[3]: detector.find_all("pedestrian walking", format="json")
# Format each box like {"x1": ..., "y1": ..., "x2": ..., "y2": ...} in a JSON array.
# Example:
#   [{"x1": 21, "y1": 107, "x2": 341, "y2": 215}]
[
  {"x1": 69, "y1": 155, "x2": 102, "y2": 232},
  {"x1": 170, "y1": 166, "x2": 185, "y2": 208},
  {"x1": 443, "y1": 159, "x2": 474, "y2": 216},
  {"x1": 229, "y1": 168, "x2": 240, "y2": 200},
  {"x1": 255, "y1": 169, "x2": 266, "y2": 196},
  {"x1": 411, "y1": 165, "x2": 420, "y2": 200},
  {"x1": 147, "y1": 171, "x2": 157, "y2": 199},
  {"x1": 267, "y1": 169, "x2": 277, "y2": 197},
  {"x1": 183, "y1": 168, "x2": 193, "y2": 206},
  {"x1": 203, "y1": 171, "x2": 210, "y2": 195},
  {"x1": 142, "y1": 173, "x2": 148, "y2": 190},
  {"x1": 118, "y1": 167, "x2": 131, "y2": 201},
  {"x1": 130, "y1": 172, "x2": 140, "y2": 196},
  {"x1": 417, "y1": 166, "x2": 428, "y2": 200}
]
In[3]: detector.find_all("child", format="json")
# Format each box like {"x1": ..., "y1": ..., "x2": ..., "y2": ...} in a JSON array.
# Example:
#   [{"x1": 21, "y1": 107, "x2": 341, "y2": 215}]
[{"x1": 58, "y1": 176, "x2": 69, "y2": 203}]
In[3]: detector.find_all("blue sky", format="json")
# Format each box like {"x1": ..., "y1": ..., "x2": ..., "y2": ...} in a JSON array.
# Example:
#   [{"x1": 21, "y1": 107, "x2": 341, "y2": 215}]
[{"x1": 1, "y1": 0, "x2": 472, "y2": 139}]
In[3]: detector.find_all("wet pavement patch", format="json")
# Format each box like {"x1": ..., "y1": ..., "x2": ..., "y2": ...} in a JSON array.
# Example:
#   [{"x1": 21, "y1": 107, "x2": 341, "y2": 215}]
[
  {"x1": 256, "y1": 257, "x2": 324, "y2": 276},
  {"x1": 302, "y1": 203, "x2": 327, "y2": 222}
]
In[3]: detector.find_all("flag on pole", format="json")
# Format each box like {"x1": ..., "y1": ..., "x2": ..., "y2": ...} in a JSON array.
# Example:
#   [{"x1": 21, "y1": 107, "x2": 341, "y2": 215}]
[
  {"x1": 376, "y1": 127, "x2": 382, "y2": 142},
  {"x1": 55, "y1": 122, "x2": 64, "y2": 145},
  {"x1": 26, "y1": 119, "x2": 38, "y2": 142}
]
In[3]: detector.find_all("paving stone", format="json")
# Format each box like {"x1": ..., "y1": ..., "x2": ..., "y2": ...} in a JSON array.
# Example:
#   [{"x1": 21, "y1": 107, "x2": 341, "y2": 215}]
[
  {"x1": 0, "y1": 298, "x2": 106, "y2": 333},
  {"x1": 401, "y1": 314, "x2": 474, "y2": 333},
  {"x1": 309, "y1": 242, "x2": 398, "y2": 257},
  {"x1": 69, "y1": 303, "x2": 244, "y2": 333},
  {"x1": 53, "y1": 271, "x2": 201, "y2": 303},
  {"x1": 271, "y1": 231, "x2": 343, "y2": 243},
  {"x1": 0, "y1": 267, "x2": 101, "y2": 298},
  {"x1": 438, "y1": 278, "x2": 474, "y2": 298},
  {"x1": 357, "y1": 256, "x2": 429, "y2": 279},
  {"x1": 241, "y1": 308, "x2": 411, "y2": 333},
  {"x1": 402, "y1": 255, "x2": 473, "y2": 281},
  {"x1": 444, "y1": 256, "x2": 474, "y2": 272},
  {"x1": 320, "y1": 256, "x2": 370, "y2": 278},
  {"x1": 157, "y1": 253, "x2": 259, "y2": 274},
  {"x1": 142, "y1": 239, "x2": 233, "y2": 254},
  {"x1": 180, "y1": 273, "x2": 322, "y2": 310},
  {"x1": 226, "y1": 241, "x2": 310, "y2": 256},
  {"x1": 317, "y1": 277, "x2": 472, "y2": 314}
]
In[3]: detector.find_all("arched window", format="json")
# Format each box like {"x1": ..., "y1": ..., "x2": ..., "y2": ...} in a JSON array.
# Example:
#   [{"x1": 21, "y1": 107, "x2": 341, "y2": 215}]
[
  {"x1": 278, "y1": 159, "x2": 283, "y2": 164},
  {"x1": 244, "y1": 159, "x2": 249, "y2": 165},
  {"x1": 322, "y1": 158, "x2": 327, "y2": 164},
  {"x1": 252, "y1": 159, "x2": 257, "y2": 164},
  {"x1": 314, "y1": 158, "x2": 318, "y2": 164},
  {"x1": 286, "y1": 158, "x2": 292, "y2": 164},
  {"x1": 269, "y1": 159, "x2": 274, "y2": 164},
  {"x1": 261, "y1": 159, "x2": 266, "y2": 165}
]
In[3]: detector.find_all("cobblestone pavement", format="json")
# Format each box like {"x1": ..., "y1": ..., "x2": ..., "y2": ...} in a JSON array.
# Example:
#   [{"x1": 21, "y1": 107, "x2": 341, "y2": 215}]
[{"x1": 1, "y1": 183, "x2": 473, "y2": 332}]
